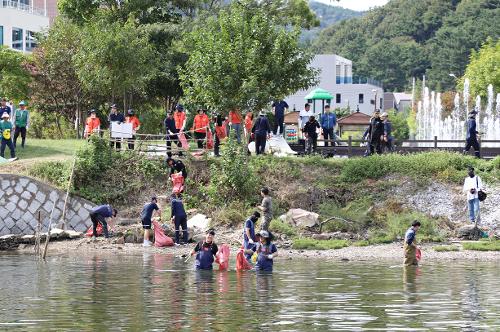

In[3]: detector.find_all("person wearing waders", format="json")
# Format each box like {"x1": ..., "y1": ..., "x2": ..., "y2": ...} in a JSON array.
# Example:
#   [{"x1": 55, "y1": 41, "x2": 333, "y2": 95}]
[
  {"x1": 245, "y1": 230, "x2": 278, "y2": 272},
  {"x1": 141, "y1": 196, "x2": 161, "y2": 247},
  {"x1": 243, "y1": 211, "x2": 260, "y2": 262},
  {"x1": 89, "y1": 204, "x2": 117, "y2": 239},
  {"x1": 191, "y1": 229, "x2": 218, "y2": 270},
  {"x1": 258, "y1": 187, "x2": 272, "y2": 231},
  {"x1": 403, "y1": 221, "x2": 421, "y2": 266},
  {"x1": 171, "y1": 193, "x2": 188, "y2": 245}
]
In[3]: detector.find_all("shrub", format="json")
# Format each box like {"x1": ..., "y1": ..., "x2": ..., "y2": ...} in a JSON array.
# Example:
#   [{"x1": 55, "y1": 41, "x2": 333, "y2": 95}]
[
  {"x1": 292, "y1": 238, "x2": 350, "y2": 250},
  {"x1": 28, "y1": 161, "x2": 71, "y2": 188},
  {"x1": 269, "y1": 219, "x2": 297, "y2": 237},
  {"x1": 384, "y1": 211, "x2": 445, "y2": 243}
]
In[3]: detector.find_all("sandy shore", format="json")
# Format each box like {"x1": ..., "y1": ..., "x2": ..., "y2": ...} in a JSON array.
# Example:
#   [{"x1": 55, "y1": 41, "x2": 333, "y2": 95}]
[{"x1": 15, "y1": 238, "x2": 500, "y2": 262}]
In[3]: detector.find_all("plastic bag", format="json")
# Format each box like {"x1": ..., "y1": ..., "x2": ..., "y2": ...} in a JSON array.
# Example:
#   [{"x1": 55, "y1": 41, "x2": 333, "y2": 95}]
[
  {"x1": 206, "y1": 130, "x2": 214, "y2": 149},
  {"x1": 178, "y1": 132, "x2": 189, "y2": 150},
  {"x1": 153, "y1": 220, "x2": 174, "y2": 247},
  {"x1": 215, "y1": 243, "x2": 230, "y2": 270},
  {"x1": 416, "y1": 248, "x2": 422, "y2": 261},
  {"x1": 171, "y1": 172, "x2": 184, "y2": 194},
  {"x1": 85, "y1": 223, "x2": 102, "y2": 237},
  {"x1": 236, "y1": 248, "x2": 253, "y2": 271}
]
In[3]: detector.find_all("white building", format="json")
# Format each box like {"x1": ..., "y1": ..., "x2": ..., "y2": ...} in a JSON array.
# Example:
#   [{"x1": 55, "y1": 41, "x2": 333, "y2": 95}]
[
  {"x1": 0, "y1": 0, "x2": 49, "y2": 52},
  {"x1": 285, "y1": 54, "x2": 384, "y2": 116}
]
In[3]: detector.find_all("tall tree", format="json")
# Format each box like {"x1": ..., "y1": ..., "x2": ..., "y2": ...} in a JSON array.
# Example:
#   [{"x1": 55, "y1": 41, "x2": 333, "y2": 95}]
[
  {"x1": 179, "y1": 0, "x2": 319, "y2": 112},
  {"x1": 0, "y1": 47, "x2": 31, "y2": 101}
]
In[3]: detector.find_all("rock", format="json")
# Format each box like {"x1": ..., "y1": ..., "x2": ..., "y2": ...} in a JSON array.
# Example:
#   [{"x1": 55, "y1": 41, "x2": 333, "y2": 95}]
[
  {"x1": 50, "y1": 228, "x2": 66, "y2": 239},
  {"x1": 187, "y1": 214, "x2": 210, "y2": 232},
  {"x1": 0, "y1": 234, "x2": 19, "y2": 241},
  {"x1": 282, "y1": 209, "x2": 319, "y2": 228},
  {"x1": 116, "y1": 218, "x2": 137, "y2": 226},
  {"x1": 21, "y1": 235, "x2": 35, "y2": 244},
  {"x1": 18, "y1": 244, "x2": 27, "y2": 250},
  {"x1": 65, "y1": 230, "x2": 83, "y2": 239},
  {"x1": 457, "y1": 225, "x2": 482, "y2": 240},
  {"x1": 124, "y1": 234, "x2": 135, "y2": 243},
  {"x1": 312, "y1": 233, "x2": 332, "y2": 240},
  {"x1": 114, "y1": 237, "x2": 125, "y2": 245}
]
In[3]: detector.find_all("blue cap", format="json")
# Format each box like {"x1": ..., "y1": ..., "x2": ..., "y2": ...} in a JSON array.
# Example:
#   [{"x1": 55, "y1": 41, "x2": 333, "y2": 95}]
[{"x1": 175, "y1": 104, "x2": 184, "y2": 111}]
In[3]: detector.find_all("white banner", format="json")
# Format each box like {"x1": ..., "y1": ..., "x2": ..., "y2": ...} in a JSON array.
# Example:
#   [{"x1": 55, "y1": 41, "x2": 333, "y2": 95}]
[{"x1": 111, "y1": 122, "x2": 133, "y2": 138}]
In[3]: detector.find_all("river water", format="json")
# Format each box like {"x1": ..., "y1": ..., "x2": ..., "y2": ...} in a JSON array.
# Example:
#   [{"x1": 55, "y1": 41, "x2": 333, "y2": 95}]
[{"x1": 0, "y1": 252, "x2": 499, "y2": 331}]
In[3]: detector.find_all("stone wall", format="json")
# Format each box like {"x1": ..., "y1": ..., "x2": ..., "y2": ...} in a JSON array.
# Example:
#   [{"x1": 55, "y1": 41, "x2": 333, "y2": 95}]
[{"x1": 0, "y1": 174, "x2": 95, "y2": 235}]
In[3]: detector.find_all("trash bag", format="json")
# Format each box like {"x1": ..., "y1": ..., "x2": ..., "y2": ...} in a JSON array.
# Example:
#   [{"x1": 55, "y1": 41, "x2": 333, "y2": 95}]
[
  {"x1": 416, "y1": 248, "x2": 422, "y2": 261},
  {"x1": 215, "y1": 243, "x2": 230, "y2": 270},
  {"x1": 206, "y1": 130, "x2": 214, "y2": 149},
  {"x1": 85, "y1": 223, "x2": 102, "y2": 237},
  {"x1": 153, "y1": 221, "x2": 174, "y2": 247},
  {"x1": 171, "y1": 172, "x2": 184, "y2": 194},
  {"x1": 215, "y1": 126, "x2": 226, "y2": 140},
  {"x1": 236, "y1": 248, "x2": 253, "y2": 271},
  {"x1": 178, "y1": 132, "x2": 189, "y2": 150}
]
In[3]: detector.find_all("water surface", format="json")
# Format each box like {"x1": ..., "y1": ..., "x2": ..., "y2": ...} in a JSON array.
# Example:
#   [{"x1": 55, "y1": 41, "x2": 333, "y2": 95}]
[{"x1": 0, "y1": 252, "x2": 499, "y2": 331}]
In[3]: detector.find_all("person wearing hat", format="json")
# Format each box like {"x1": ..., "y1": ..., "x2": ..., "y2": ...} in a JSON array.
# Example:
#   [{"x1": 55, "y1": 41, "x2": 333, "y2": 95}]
[
  {"x1": 166, "y1": 157, "x2": 187, "y2": 179},
  {"x1": 84, "y1": 109, "x2": 101, "y2": 139},
  {"x1": 174, "y1": 104, "x2": 186, "y2": 132},
  {"x1": 141, "y1": 196, "x2": 162, "y2": 247},
  {"x1": 125, "y1": 109, "x2": 141, "y2": 150},
  {"x1": 243, "y1": 211, "x2": 260, "y2": 262},
  {"x1": 108, "y1": 104, "x2": 125, "y2": 150},
  {"x1": 171, "y1": 192, "x2": 188, "y2": 245},
  {"x1": 0, "y1": 112, "x2": 16, "y2": 159},
  {"x1": 191, "y1": 229, "x2": 218, "y2": 270},
  {"x1": 464, "y1": 110, "x2": 480, "y2": 158},
  {"x1": 244, "y1": 230, "x2": 278, "y2": 272},
  {"x1": 380, "y1": 112, "x2": 393, "y2": 153},
  {"x1": 192, "y1": 109, "x2": 209, "y2": 149},
  {"x1": 0, "y1": 98, "x2": 12, "y2": 117},
  {"x1": 463, "y1": 166, "x2": 483, "y2": 224},
  {"x1": 164, "y1": 111, "x2": 181, "y2": 157},
  {"x1": 251, "y1": 111, "x2": 271, "y2": 155},
  {"x1": 13, "y1": 101, "x2": 29, "y2": 148}
]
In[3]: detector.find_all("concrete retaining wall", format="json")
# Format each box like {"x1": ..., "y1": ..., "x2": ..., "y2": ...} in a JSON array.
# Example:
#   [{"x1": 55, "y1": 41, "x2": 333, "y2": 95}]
[{"x1": 0, "y1": 174, "x2": 94, "y2": 235}]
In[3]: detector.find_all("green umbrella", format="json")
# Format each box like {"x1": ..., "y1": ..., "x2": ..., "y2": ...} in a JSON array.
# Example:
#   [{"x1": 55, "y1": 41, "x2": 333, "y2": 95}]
[{"x1": 304, "y1": 88, "x2": 333, "y2": 100}]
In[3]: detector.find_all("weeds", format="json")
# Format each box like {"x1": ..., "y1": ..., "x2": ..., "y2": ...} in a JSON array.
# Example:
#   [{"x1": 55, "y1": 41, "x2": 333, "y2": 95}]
[
  {"x1": 462, "y1": 241, "x2": 500, "y2": 251},
  {"x1": 292, "y1": 238, "x2": 350, "y2": 250},
  {"x1": 433, "y1": 245, "x2": 460, "y2": 252}
]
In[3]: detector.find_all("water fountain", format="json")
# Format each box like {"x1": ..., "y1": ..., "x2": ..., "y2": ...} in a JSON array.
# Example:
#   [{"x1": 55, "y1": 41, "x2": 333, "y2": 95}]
[{"x1": 416, "y1": 79, "x2": 500, "y2": 147}]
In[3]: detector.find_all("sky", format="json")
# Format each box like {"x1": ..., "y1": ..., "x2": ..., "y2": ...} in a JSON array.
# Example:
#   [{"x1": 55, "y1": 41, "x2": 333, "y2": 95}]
[{"x1": 315, "y1": 0, "x2": 390, "y2": 12}]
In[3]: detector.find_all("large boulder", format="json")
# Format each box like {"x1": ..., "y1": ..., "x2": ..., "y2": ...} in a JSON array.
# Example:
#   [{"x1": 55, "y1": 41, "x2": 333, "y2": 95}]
[
  {"x1": 281, "y1": 209, "x2": 319, "y2": 228},
  {"x1": 187, "y1": 214, "x2": 210, "y2": 232},
  {"x1": 457, "y1": 224, "x2": 482, "y2": 240}
]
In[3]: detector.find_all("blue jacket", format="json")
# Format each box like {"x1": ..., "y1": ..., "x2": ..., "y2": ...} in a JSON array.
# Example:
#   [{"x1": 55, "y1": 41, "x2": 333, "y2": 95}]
[
  {"x1": 171, "y1": 198, "x2": 186, "y2": 219},
  {"x1": 320, "y1": 112, "x2": 336, "y2": 129},
  {"x1": 91, "y1": 204, "x2": 113, "y2": 218},
  {"x1": 252, "y1": 116, "x2": 271, "y2": 136},
  {"x1": 467, "y1": 118, "x2": 477, "y2": 139},
  {"x1": 383, "y1": 120, "x2": 392, "y2": 138}
]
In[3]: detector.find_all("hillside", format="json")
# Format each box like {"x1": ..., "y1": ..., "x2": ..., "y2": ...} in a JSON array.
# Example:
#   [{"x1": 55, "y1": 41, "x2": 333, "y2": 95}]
[
  {"x1": 312, "y1": 0, "x2": 500, "y2": 91},
  {"x1": 301, "y1": 1, "x2": 364, "y2": 43}
]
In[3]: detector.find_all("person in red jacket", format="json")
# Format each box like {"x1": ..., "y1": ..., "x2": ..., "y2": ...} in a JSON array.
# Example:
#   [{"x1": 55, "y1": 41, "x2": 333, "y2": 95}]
[
  {"x1": 192, "y1": 109, "x2": 209, "y2": 149},
  {"x1": 228, "y1": 107, "x2": 242, "y2": 143},
  {"x1": 125, "y1": 109, "x2": 141, "y2": 150},
  {"x1": 84, "y1": 109, "x2": 101, "y2": 139},
  {"x1": 244, "y1": 111, "x2": 254, "y2": 143}
]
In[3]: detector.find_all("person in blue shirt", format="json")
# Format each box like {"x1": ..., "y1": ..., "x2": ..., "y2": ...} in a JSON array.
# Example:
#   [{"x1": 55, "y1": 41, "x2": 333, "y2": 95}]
[
  {"x1": 243, "y1": 211, "x2": 260, "y2": 261},
  {"x1": 251, "y1": 111, "x2": 271, "y2": 155},
  {"x1": 463, "y1": 111, "x2": 480, "y2": 158},
  {"x1": 271, "y1": 100, "x2": 288, "y2": 136},
  {"x1": 141, "y1": 196, "x2": 161, "y2": 247},
  {"x1": 164, "y1": 111, "x2": 181, "y2": 157},
  {"x1": 89, "y1": 204, "x2": 117, "y2": 239},
  {"x1": 245, "y1": 230, "x2": 278, "y2": 272},
  {"x1": 320, "y1": 105, "x2": 336, "y2": 147},
  {"x1": 171, "y1": 193, "x2": 188, "y2": 245},
  {"x1": 191, "y1": 229, "x2": 218, "y2": 270},
  {"x1": 404, "y1": 221, "x2": 421, "y2": 266}
]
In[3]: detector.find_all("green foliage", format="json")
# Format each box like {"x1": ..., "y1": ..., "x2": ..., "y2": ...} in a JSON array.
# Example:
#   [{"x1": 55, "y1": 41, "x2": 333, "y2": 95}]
[
  {"x1": 318, "y1": 198, "x2": 372, "y2": 233},
  {"x1": 139, "y1": 106, "x2": 166, "y2": 135},
  {"x1": 0, "y1": 46, "x2": 31, "y2": 101},
  {"x1": 462, "y1": 241, "x2": 500, "y2": 251},
  {"x1": 433, "y1": 245, "x2": 459, "y2": 252},
  {"x1": 28, "y1": 161, "x2": 71, "y2": 188},
  {"x1": 352, "y1": 240, "x2": 370, "y2": 247},
  {"x1": 29, "y1": 111, "x2": 75, "y2": 139},
  {"x1": 180, "y1": 0, "x2": 318, "y2": 112},
  {"x1": 269, "y1": 219, "x2": 297, "y2": 237},
  {"x1": 461, "y1": 38, "x2": 500, "y2": 98},
  {"x1": 292, "y1": 238, "x2": 350, "y2": 250},
  {"x1": 211, "y1": 201, "x2": 251, "y2": 226},
  {"x1": 206, "y1": 137, "x2": 258, "y2": 203},
  {"x1": 383, "y1": 211, "x2": 445, "y2": 243},
  {"x1": 387, "y1": 109, "x2": 410, "y2": 142}
]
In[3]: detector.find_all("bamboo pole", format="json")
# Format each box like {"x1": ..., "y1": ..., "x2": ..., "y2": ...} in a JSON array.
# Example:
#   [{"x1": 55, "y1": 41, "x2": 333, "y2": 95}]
[
  {"x1": 60, "y1": 155, "x2": 77, "y2": 230},
  {"x1": 34, "y1": 210, "x2": 41, "y2": 258},
  {"x1": 42, "y1": 202, "x2": 56, "y2": 261}
]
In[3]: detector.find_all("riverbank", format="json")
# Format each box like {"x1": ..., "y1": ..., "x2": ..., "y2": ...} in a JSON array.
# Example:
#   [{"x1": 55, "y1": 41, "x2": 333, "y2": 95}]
[{"x1": 14, "y1": 237, "x2": 500, "y2": 262}]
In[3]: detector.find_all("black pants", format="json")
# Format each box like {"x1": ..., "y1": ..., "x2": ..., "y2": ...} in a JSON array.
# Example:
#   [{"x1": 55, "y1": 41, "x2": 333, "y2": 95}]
[
  {"x1": 110, "y1": 138, "x2": 121, "y2": 150},
  {"x1": 214, "y1": 135, "x2": 221, "y2": 156},
  {"x1": 273, "y1": 117, "x2": 284, "y2": 136},
  {"x1": 174, "y1": 216, "x2": 188, "y2": 244},
  {"x1": 464, "y1": 137, "x2": 480, "y2": 158},
  {"x1": 255, "y1": 135, "x2": 267, "y2": 155},
  {"x1": 167, "y1": 133, "x2": 181, "y2": 157},
  {"x1": 305, "y1": 135, "x2": 318, "y2": 154},
  {"x1": 323, "y1": 128, "x2": 334, "y2": 147},
  {"x1": 0, "y1": 138, "x2": 15, "y2": 158},
  {"x1": 194, "y1": 132, "x2": 206, "y2": 149},
  {"x1": 369, "y1": 139, "x2": 382, "y2": 155},
  {"x1": 14, "y1": 127, "x2": 27, "y2": 148},
  {"x1": 128, "y1": 135, "x2": 136, "y2": 150},
  {"x1": 90, "y1": 212, "x2": 109, "y2": 238}
]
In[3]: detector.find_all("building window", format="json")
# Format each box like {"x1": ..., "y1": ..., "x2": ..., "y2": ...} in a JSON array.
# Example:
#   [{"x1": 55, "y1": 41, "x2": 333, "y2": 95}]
[
  {"x1": 336, "y1": 94, "x2": 341, "y2": 104},
  {"x1": 25, "y1": 31, "x2": 37, "y2": 52},
  {"x1": 12, "y1": 28, "x2": 23, "y2": 50},
  {"x1": 358, "y1": 94, "x2": 364, "y2": 104},
  {"x1": 336, "y1": 64, "x2": 341, "y2": 84},
  {"x1": 0, "y1": 26, "x2": 3, "y2": 45}
]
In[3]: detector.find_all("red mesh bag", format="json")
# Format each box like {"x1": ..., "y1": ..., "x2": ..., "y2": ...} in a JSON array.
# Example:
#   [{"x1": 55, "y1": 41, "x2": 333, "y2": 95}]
[
  {"x1": 236, "y1": 248, "x2": 253, "y2": 271},
  {"x1": 153, "y1": 220, "x2": 174, "y2": 247},
  {"x1": 215, "y1": 243, "x2": 230, "y2": 270}
]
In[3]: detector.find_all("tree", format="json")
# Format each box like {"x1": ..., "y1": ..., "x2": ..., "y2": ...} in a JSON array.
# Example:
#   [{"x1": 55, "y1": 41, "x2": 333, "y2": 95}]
[
  {"x1": 461, "y1": 38, "x2": 500, "y2": 98},
  {"x1": 179, "y1": 0, "x2": 319, "y2": 112},
  {"x1": 0, "y1": 46, "x2": 30, "y2": 101}
]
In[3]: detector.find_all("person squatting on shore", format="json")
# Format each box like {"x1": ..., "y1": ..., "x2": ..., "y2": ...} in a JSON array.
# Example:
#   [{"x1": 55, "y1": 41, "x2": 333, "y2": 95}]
[{"x1": 89, "y1": 204, "x2": 117, "y2": 239}]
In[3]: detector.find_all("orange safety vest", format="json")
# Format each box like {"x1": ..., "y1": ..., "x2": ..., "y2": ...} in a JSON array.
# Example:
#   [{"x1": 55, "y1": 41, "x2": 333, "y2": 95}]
[
  {"x1": 126, "y1": 116, "x2": 141, "y2": 131},
  {"x1": 193, "y1": 114, "x2": 209, "y2": 133},
  {"x1": 174, "y1": 111, "x2": 186, "y2": 130},
  {"x1": 85, "y1": 117, "x2": 101, "y2": 136},
  {"x1": 229, "y1": 110, "x2": 242, "y2": 124}
]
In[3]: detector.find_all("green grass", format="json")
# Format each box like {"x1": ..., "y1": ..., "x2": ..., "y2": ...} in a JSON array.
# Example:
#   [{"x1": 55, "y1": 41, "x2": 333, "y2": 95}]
[
  {"x1": 352, "y1": 240, "x2": 370, "y2": 247},
  {"x1": 2, "y1": 139, "x2": 84, "y2": 161},
  {"x1": 462, "y1": 241, "x2": 500, "y2": 251},
  {"x1": 433, "y1": 245, "x2": 460, "y2": 252},
  {"x1": 292, "y1": 238, "x2": 350, "y2": 250},
  {"x1": 269, "y1": 219, "x2": 297, "y2": 237}
]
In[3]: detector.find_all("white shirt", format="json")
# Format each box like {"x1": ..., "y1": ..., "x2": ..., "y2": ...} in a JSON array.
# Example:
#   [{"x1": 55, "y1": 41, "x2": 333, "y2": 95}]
[
  {"x1": 298, "y1": 109, "x2": 314, "y2": 128},
  {"x1": 463, "y1": 175, "x2": 483, "y2": 200}
]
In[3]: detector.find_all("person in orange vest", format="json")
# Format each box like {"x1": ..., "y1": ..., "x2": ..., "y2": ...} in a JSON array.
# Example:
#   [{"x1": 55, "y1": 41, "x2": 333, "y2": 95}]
[
  {"x1": 192, "y1": 109, "x2": 209, "y2": 149},
  {"x1": 213, "y1": 113, "x2": 227, "y2": 157},
  {"x1": 174, "y1": 104, "x2": 186, "y2": 132},
  {"x1": 84, "y1": 109, "x2": 101, "y2": 139},
  {"x1": 125, "y1": 109, "x2": 141, "y2": 150},
  {"x1": 244, "y1": 111, "x2": 254, "y2": 143},
  {"x1": 228, "y1": 107, "x2": 242, "y2": 143}
]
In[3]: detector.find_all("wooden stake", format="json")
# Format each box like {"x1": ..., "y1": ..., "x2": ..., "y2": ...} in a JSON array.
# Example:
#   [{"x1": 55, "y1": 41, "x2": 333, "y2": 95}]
[
  {"x1": 42, "y1": 202, "x2": 56, "y2": 261},
  {"x1": 60, "y1": 155, "x2": 77, "y2": 230}
]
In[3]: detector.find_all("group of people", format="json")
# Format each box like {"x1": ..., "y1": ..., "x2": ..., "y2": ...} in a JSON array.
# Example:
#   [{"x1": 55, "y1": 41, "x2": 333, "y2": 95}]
[
  {"x1": 0, "y1": 98, "x2": 30, "y2": 160},
  {"x1": 363, "y1": 109, "x2": 393, "y2": 156},
  {"x1": 299, "y1": 103, "x2": 338, "y2": 154}
]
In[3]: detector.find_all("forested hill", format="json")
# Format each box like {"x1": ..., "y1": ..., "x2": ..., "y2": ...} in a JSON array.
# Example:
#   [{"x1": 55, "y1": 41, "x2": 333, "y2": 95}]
[
  {"x1": 301, "y1": 2, "x2": 364, "y2": 43},
  {"x1": 312, "y1": 0, "x2": 500, "y2": 92}
]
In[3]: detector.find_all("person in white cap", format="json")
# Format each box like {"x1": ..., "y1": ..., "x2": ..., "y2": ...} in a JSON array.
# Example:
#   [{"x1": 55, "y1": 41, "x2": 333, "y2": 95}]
[
  {"x1": 0, "y1": 112, "x2": 16, "y2": 159},
  {"x1": 380, "y1": 112, "x2": 393, "y2": 152},
  {"x1": 13, "y1": 100, "x2": 29, "y2": 148},
  {"x1": 244, "y1": 230, "x2": 279, "y2": 272}
]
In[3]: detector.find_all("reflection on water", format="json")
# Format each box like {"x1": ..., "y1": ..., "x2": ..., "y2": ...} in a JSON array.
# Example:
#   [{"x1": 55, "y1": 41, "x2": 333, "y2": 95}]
[{"x1": 0, "y1": 252, "x2": 499, "y2": 331}]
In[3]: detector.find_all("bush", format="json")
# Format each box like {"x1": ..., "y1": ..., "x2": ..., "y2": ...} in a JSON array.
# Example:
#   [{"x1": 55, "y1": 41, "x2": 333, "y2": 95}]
[
  {"x1": 383, "y1": 211, "x2": 445, "y2": 243},
  {"x1": 28, "y1": 161, "x2": 71, "y2": 188},
  {"x1": 30, "y1": 111, "x2": 76, "y2": 139},
  {"x1": 269, "y1": 219, "x2": 297, "y2": 237},
  {"x1": 292, "y1": 238, "x2": 350, "y2": 250},
  {"x1": 318, "y1": 198, "x2": 372, "y2": 233}
]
